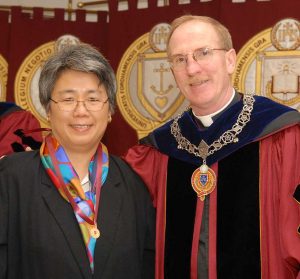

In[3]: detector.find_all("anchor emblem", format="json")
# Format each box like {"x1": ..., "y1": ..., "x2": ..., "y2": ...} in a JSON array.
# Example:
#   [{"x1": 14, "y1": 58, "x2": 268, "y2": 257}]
[{"x1": 150, "y1": 63, "x2": 173, "y2": 113}]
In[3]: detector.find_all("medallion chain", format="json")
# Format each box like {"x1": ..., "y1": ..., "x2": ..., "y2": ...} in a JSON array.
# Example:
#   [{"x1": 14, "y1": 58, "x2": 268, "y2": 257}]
[{"x1": 170, "y1": 93, "x2": 255, "y2": 162}]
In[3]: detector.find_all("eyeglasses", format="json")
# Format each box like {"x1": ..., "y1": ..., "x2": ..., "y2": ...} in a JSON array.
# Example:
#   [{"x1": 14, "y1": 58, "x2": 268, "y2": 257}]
[
  {"x1": 169, "y1": 47, "x2": 228, "y2": 71},
  {"x1": 50, "y1": 97, "x2": 109, "y2": 112}
]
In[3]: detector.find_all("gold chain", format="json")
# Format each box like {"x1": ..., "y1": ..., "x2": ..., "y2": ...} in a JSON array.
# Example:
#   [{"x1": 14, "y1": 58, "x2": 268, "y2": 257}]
[{"x1": 170, "y1": 93, "x2": 255, "y2": 163}]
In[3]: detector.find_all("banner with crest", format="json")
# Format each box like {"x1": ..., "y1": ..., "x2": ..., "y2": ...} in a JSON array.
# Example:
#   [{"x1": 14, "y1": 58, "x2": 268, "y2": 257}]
[
  {"x1": 0, "y1": 0, "x2": 299, "y2": 155},
  {"x1": 233, "y1": 18, "x2": 300, "y2": 111},
  {"x1": 7, "y1": 7, "x2": 108, "y2": 128}
]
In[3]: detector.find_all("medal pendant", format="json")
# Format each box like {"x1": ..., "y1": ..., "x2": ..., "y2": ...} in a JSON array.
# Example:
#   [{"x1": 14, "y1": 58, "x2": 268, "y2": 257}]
[
  {"x1": 89, "y1": 225, "x2": 100, "y2": 239},
  {"x1": 191, "y1": 164, "x2": 216, "y2": 201}
]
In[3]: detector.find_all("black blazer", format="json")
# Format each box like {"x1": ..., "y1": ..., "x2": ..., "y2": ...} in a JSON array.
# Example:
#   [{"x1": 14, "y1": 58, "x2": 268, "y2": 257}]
[{"x1": 0, "y1": 150, "x2": 155, "y2": 279}]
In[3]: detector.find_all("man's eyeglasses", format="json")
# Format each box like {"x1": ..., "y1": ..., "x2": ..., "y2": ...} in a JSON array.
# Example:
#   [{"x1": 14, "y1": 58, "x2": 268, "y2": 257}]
[
  {"x1": 169, "y1": 47, "x2": 228, "y2": 71},
  {"x1": 50, "y1": 97, "x2": 109, "y2": 112}
]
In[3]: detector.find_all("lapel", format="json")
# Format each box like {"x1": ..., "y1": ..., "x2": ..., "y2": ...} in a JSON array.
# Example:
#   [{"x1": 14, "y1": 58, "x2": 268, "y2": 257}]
[
  {"x1": 39, "y1": 155, "x2": 124, "y2": 278},
  {"x1": 93, "y1": 156, "x2": 124, "y2": 277},
  {"x1": 40, "y1": 166, "x2": 92, "y2": 279}
]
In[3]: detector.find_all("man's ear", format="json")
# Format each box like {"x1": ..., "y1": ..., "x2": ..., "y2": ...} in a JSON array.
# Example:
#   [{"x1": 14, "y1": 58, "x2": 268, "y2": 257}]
[{"x1": 226, "y1": 48, "x2": 237, "y2": 74}]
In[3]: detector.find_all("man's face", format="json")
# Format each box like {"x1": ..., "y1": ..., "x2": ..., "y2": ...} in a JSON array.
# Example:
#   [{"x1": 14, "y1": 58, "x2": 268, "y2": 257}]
[{"x1": 168, "y1": 20, "x2": 236, "y2": 115}]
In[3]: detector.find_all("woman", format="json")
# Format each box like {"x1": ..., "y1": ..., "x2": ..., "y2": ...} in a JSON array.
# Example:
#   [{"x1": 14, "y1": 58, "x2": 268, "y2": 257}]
[{"x1": 0, "y1": 44, "x2": 155, "y2": 279}]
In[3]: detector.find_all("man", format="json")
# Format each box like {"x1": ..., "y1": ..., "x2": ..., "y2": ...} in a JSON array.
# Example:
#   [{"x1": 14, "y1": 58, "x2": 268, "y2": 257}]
[
  {"x1": 0, "y1": 102, "x2": 42, "y2": 156},
  {"x1": 125, "y1": 15, "x2": 300, "y2": 279}
]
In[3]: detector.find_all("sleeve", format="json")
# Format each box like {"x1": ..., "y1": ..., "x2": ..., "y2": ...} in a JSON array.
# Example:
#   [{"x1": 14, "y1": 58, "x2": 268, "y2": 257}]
[
  {"x1": 123, "y1": 145, "x2": 168, "y2": 207},
  {"x1": 0, "y1": 109, "x2": 42, "y2": 156},
  {"x1": 278, "y1": 125, "x2": 300, "y2": 269},
  {"x1": 0, "y1": 158, "x2": 8, "y2": 278},
  {"x1": 260, "y1": 124, "x2": 300, "y2": 277}
]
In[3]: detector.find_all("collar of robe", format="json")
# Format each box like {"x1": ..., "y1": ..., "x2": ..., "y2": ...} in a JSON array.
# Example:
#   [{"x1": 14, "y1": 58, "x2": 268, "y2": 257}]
[{"x1": 152, "y1": 94, "x2": 296, "y2": 167}]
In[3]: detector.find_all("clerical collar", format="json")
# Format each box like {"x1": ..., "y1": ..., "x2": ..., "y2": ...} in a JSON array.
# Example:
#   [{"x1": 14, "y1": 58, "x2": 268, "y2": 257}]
[{"x1": 192, "y1": 89, "x2": 235, "y2": 127}]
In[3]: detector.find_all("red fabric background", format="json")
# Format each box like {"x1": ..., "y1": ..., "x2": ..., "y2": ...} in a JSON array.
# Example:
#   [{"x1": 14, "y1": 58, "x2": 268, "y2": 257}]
[
  {"x1": 1, "y1": 1, "x2": 299, "y2": 155},
  {"x1": 0, "y1": 11, "x2": 9, "y2": 60},
  {"x1": 6, "y1": 7, "x2": 108, "y2": 104},
  {"x1": 0, "y1": 10, "x2": 10, "y2": 100}
]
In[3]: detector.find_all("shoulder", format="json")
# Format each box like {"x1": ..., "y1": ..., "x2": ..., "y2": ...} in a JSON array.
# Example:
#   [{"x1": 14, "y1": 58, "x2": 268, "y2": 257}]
[
  {"x1": 109, "y1": 154, "x2": 150, "y2": 195},
  {"x1": 109, "y1": 154, "x2": 131, "y2": 172},
  {"x1": 0, "y1": 102, "x2": 22, "y2": 118},
  {"x1": 109, "y1": 154, "x2": 142, "y2": 181},
  {"x1": 254, "y1": 95, "x2": 299, "y2": 117},
  {"x1": 0, "y1": 151, "x2": 42, "y2": 196},
  {"x1": 251, "y1": 95, "x2": 300, "y2": 137},
  {"x1": 1, "y1": 106, "x2": 41, "y2": 132},
  {"x1": 124, "y1": 144, "x2": 167, "y2": 172},
  {"x1": 1, "y1": 107, "x2": 31, "y2": 121},
  {"x1": 259, "y1": 124, "x2": 300, "y2": 156},
  {"x1": 126, "y1": 144, "x2": 164, "y2": 158},
  {"x1": 0, "y1": 150, "x2": 40, "y2": 173}
]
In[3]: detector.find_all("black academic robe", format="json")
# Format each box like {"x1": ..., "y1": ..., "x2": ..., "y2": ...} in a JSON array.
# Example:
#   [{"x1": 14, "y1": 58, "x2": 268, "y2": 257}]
[{"x1": 0, "y1": 150, "x2": 155, "y2": 279}]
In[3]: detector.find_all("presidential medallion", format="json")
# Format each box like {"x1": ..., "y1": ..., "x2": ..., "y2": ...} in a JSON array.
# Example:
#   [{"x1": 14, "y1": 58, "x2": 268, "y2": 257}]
[
  {"x1": 191, "y1": 165, "x2": 216, "y2": 201},
  {"x1": 171, "y1": 94, "x2": 255, "y2": 200}
]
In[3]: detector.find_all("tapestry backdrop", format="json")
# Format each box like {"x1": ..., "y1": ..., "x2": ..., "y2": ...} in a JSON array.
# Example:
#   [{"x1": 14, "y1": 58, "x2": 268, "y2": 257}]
[{"x1": 0, "y1": 0, "x2": 299, "y2": 155}]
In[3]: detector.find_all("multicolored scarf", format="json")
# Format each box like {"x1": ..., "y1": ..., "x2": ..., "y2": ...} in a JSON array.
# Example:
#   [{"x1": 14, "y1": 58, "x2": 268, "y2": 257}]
[{"x1": 40, "y1": 134, "x2": 109, "y2": 272}]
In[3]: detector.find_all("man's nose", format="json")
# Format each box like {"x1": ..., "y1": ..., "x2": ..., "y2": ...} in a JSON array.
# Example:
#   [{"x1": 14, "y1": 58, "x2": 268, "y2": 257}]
[{"x1": 185, "y1": 54, "x2": 202, "y2": 75}]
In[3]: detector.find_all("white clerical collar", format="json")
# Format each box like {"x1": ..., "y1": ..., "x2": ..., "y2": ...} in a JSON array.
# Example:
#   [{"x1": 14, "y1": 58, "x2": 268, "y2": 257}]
[{"x1": 192, "y1": 89, "x2": 235, "y2": 127}]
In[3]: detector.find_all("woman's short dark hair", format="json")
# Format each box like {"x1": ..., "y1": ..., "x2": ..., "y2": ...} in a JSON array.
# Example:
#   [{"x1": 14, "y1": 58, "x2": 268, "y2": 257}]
[{"x1": 39, "y1": 43, "x2": 117, "y2": 113}]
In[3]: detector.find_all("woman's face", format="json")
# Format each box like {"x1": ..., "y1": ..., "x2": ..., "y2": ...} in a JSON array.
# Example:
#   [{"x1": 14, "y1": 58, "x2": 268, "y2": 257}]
[{"x1": 48, "y1": 69, "x2": 111, "y2": 154}]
